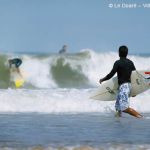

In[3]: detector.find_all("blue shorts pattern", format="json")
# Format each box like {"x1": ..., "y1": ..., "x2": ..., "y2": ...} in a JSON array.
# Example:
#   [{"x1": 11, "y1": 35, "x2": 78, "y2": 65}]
[{"x1": 115, "y1": 83, "x2": 131, "y2": 111}]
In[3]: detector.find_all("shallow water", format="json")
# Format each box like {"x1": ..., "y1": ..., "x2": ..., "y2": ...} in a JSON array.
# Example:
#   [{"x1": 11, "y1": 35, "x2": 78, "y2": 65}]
[{"x1": 0, "y1": 113, "x2": 150, "y2": 149}]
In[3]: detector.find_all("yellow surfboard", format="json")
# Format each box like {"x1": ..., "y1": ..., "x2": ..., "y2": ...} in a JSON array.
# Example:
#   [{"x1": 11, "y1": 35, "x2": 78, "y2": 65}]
[{"x1": 15, "y1": 79, "x2": 25, "y2": 88}]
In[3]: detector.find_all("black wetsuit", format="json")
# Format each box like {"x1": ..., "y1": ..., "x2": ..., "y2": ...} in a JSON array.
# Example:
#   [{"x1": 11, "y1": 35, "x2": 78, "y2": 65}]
[
  {"x1": 10, "y1": 58, "x2": 22, "y2": 68},
  {"x1": 102, "y1": 57, "x2": 136, "y2": 85}
]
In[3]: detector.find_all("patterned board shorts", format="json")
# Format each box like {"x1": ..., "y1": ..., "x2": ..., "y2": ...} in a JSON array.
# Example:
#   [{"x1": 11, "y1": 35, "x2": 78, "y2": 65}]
[{"x1": 115, "y1": 83, "x2": 131, "y2": 111}]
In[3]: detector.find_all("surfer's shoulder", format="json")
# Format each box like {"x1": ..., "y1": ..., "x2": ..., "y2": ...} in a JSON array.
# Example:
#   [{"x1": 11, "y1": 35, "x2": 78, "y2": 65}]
[
  {"x1": 114, "y1": 59, "x2": 120, "y2": 64},
  {"x1": 126, "y1": 58, "x2": 134, "y2": 63}
]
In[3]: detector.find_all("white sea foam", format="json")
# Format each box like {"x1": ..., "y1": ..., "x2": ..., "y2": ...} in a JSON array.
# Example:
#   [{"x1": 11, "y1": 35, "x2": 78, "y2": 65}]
[
  {"x1": 0, "y1": 50, "x2": 149, "y2": 113},
  {"x1": 0, "y1": 88, "x2": 149, "y2": 113},
  {"x1": 21, "y1": 56, "x2": 57, "y2": 88},
  {"x1": 18, "y1": 50, "x2": 150, "y2": 88}
]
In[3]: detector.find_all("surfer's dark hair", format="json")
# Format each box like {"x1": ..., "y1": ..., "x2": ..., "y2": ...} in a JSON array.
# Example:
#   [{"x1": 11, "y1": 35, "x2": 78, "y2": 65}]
[{"x1": 119, "y1": 45, "x2": 128, "y2": 57}]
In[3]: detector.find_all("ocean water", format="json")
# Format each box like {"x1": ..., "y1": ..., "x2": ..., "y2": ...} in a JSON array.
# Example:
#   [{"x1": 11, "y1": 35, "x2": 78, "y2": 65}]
[
  {"x1": 0, "y1": 49, "x2": 150, "y2": 150},
  {"x1": 1, "y1": 113, "x2": 150, "y2": 150}
]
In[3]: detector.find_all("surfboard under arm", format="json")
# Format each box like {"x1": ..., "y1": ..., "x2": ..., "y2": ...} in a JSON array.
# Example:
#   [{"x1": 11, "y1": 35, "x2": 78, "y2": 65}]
[{"x1": 90, "y1": 70, "x2": 150, "y2": 101}]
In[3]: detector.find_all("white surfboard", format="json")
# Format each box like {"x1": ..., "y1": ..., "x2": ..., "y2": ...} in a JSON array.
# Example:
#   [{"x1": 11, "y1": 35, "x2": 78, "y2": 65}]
[{"x1": 90, "y1": 70, "x2": 150, "y2": 101}]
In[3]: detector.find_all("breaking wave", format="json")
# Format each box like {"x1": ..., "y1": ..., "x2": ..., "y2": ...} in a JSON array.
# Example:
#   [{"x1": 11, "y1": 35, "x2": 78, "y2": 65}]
[{"x1": 0, "y1": 49, "x2": 150, "y2": 89}]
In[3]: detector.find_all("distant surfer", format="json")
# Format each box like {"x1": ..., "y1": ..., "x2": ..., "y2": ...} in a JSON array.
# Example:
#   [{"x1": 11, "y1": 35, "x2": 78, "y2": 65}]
[
  {"x1": 59, "y1": 45, "x2": 68, "y2": 54},
  {"x1": 8, "y1": 58, "x2": 23, "y2": 77},
  {"x1": 99, "y1": 46, "x2": 143, "y2": 118}
]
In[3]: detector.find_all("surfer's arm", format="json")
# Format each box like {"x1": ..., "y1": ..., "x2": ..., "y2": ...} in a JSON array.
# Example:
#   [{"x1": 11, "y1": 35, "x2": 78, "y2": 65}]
[{"x1": 99, "y1": 62, "x2": 118, "y2": 84}]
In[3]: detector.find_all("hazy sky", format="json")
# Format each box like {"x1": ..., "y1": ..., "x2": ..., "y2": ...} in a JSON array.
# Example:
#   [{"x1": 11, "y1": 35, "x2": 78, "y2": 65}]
[{"x1": 0, "y1": 0, "x2": 150, "y2": 54}]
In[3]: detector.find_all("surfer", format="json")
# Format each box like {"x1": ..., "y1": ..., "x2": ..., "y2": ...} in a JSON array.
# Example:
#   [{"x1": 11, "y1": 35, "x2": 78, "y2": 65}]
[
  {"x1": 59, "y1": 45, "x2": 68, "y2": 54},
  {"x1": 8, "y1": 58, "x2": 23, "y2": 77},
  {"x1": 99, "y1": 46, "x2": 143, "y2": 118}
]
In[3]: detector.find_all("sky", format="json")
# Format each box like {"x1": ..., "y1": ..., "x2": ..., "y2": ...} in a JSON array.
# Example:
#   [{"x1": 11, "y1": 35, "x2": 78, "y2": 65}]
[{"x1": 0, "y1": 0, "x2": 150, "y2": 54}]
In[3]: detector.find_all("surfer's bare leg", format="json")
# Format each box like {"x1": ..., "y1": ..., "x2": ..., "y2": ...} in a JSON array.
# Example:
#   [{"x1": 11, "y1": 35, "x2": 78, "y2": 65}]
[
  {"x1": 16, "y1": 68, "x2": 23, "y2": 77},
  {"x1": 115, "y1": 110, "x2": 122, "y2": 117},
  {"x1": 123, "y1": 108, "x2": 143, "y2": 118}
]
